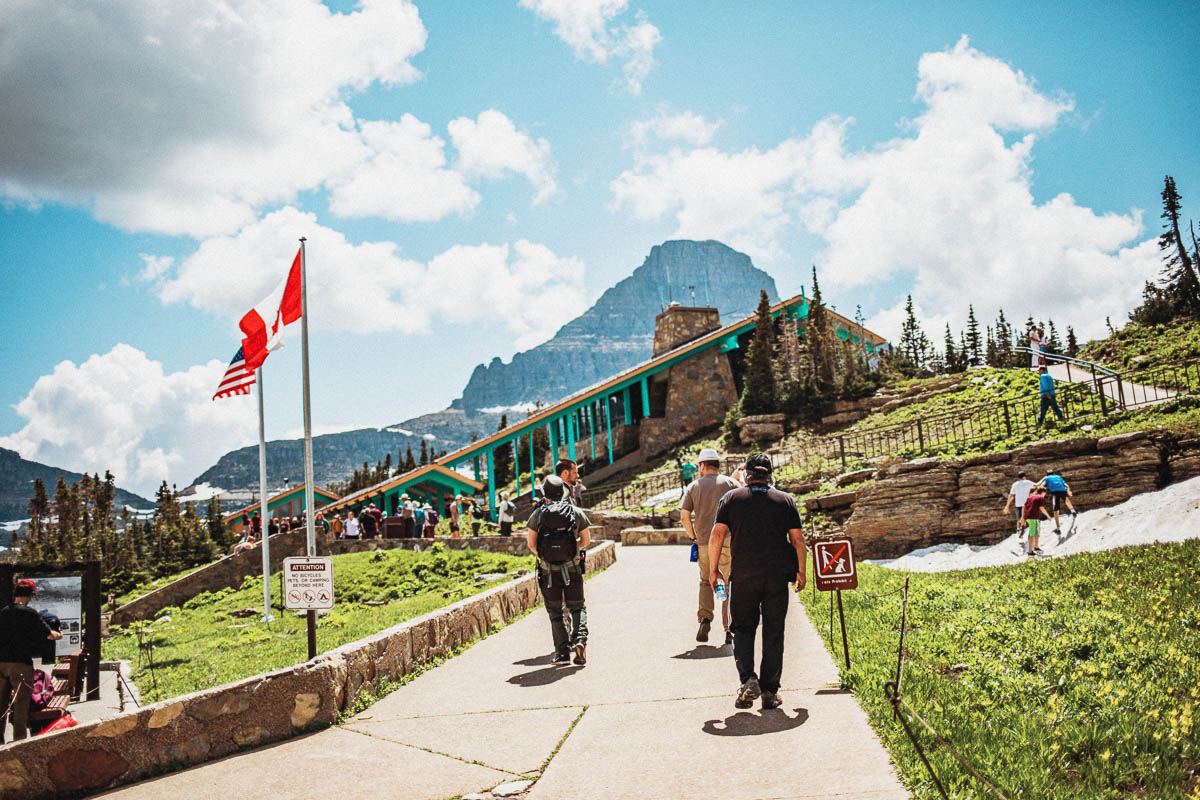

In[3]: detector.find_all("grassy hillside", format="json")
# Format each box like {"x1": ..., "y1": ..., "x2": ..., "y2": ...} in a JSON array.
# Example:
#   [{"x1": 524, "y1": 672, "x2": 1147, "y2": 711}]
[
  {"x1": 1082, "y1": 316, "x2": 1200, "y2": 373},
  {"x1": 800, "y1": 541, "x2": 1200, "y2": 799},
  {"x1": 107, "y1": 545, "x2": 534, "y2": 703}
]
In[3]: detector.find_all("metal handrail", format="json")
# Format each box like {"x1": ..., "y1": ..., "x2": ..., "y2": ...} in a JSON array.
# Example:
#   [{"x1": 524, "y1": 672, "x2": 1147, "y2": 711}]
[{"x1": 1012, "y1": 346, "x2": 1119, "y2": 377}]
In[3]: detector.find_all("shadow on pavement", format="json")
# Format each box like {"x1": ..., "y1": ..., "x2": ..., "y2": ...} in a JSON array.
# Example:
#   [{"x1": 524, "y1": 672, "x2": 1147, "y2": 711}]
[
  {"x1": 513, "y1": 654, "x2": 556, "y2": 666},
  {"x1": 814, "y1": 688, "x2": 850, "y2": 695},
  {"x1": 701, "y1": 708, "x2": 809, "y2": 736},
  {"x1": 507, "y1": 664, "x2": 584, "y2": 686},
  {"x1": 671, "y1": 645, "x2": 732, "y2": 660}
]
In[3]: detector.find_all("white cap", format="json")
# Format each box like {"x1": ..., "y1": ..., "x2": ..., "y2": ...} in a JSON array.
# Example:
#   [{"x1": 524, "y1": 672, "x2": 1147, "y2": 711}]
[{"x1": 697, "y1": 448, "x2": 720, "y2": 463}]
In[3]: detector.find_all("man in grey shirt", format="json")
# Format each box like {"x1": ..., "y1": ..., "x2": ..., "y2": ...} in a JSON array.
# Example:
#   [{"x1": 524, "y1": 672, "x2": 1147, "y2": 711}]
[{"x1": 681, "y1": 448, "x2": 739, "y2": 644}]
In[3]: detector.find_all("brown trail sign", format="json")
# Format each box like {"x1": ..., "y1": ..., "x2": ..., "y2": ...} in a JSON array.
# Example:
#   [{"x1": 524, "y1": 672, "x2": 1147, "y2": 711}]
[{"x1": 810, "y1": 536, "x2": 856, "y2": 671}]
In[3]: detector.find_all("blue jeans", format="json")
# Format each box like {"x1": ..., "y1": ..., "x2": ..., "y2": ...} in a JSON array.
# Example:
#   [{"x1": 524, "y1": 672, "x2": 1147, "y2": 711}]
[{"x1": 1037, "y1": 395, "x2": 1064, "y2": 425}]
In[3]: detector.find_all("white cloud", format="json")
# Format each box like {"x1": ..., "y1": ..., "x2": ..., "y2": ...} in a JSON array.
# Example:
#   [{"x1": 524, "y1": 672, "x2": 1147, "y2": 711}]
[
  {"x1": 156, "y1": 207, "x2": 587, "y2": 346},
  {"x1": 448, "y1": 110, "x2": 557, "y2": 204},
  {"x1": 327, "y1": 115, "x2": 480, "y2": 222},
  {"x1": 518, "y1": 0, "x2": 660, "y2": 94},
  {"x1": 0, "y1": 0, "x2": 429, "y2": 237},
  {"x1": 137, "y1": 254, "x2": 174, "y2": 283},
  {"x1": 611, "y1": 37, "x2": 1158, "y2": 340},
  {"x1": 628, "y1": 108, "x2": 721, "y2": 151},
  {"x1": 0, "y1": 345, "x2": 258, "y2": 497}
]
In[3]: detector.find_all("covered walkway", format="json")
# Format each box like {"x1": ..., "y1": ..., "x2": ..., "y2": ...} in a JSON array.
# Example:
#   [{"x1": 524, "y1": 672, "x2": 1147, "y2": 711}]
[{"x1": 329, "y1": 292, "x2": 887, "y2": 521}]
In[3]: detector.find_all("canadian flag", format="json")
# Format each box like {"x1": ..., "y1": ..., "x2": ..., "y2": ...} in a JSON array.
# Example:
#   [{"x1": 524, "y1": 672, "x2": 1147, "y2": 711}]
[{"x1": 239, "y1": 248, "x2": 302, "y2": 371}]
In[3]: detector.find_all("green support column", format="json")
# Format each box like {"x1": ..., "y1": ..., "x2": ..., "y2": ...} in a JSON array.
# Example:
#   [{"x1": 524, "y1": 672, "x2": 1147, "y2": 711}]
[
  {"x1": 473, "y1": 455, "x2": 481, "y2": 482},
  {"x1": 528, "y1": 433, "x2": 536, "y2": 497},
  {"x1": 547, "y1": 421, "x2": 557, "y2": 465},
  {"x1": 567, "y1": 411, "x2": 577, "y2": 460},
  {"x1": 640, "y1": 377, "x2": 651, "y2": 417},
  {"x1": 622, "y1": 386, "x2": 632, "y2": 425},
  {"x1": 605, "y1": 395, "x2": 614, "y2": 464},
  {"x1": 511, "y1": 437, "x2": 519, "y2": 499},
  {"x1": 588, "y1": 404, "x2": 596, "y2": 460},
  {"x1": 486, "y1": 447, "x2": 496, "y2": 522}
]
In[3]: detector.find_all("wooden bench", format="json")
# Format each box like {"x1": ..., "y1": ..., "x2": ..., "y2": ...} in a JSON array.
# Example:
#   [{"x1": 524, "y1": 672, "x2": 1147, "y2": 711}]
[
  {"x1": 51, "y1": 647, "x2": 83, "y2": 699},
  {"x1": 29, "y1": 649, "x2": 84, "y2": 725}
]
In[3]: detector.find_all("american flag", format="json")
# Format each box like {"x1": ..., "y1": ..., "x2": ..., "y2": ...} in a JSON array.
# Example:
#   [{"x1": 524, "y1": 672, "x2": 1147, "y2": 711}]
[{"x1": 212, "y1": 346, "x2": 255, "y2": 400}]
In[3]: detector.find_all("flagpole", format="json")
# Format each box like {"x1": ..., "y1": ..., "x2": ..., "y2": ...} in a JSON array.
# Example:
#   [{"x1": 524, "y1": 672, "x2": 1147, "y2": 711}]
[
  {"x1": 300, "y1": 236, "x2": 316, "y2": 558},
  {"x1": 256, "y1": 366, "x2": 274, "y2": 622}
]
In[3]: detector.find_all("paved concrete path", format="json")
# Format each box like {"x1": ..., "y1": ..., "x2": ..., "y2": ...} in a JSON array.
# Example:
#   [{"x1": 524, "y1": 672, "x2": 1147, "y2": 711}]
[
  {"x1": 1048, "y1": 362, "x2": 1177, "y2": 408},
  {"x1": 99, "y1": 547, "x2": 908, "y2": 800}
]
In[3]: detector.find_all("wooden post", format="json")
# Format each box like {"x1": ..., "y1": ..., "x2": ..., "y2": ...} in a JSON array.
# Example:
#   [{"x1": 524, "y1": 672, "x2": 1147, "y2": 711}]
[{"x1": 84, "y1": 560, "x2": 102, "y2": 700}]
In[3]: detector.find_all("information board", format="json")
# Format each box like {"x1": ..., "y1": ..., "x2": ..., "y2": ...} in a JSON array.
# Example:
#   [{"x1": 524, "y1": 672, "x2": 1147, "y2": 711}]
[
  {"x1": 812, "y1": 536, "x2": 858, "y2": 591},
  {"x1": 283, "y1": 557, "x2": 334, "y2": 610},
  {"x1": 33, "y1": 576, "x2": 82, "y2": 656}
]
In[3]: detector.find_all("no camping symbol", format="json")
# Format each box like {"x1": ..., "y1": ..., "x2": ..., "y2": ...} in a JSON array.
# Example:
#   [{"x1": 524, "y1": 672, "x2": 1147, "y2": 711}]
[{"x1": 812, "y1": 536, "x2": 857, "y2": 591}]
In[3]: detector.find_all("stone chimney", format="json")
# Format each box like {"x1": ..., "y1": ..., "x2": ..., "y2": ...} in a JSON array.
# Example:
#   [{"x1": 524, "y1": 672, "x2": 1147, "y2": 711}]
[{"x1": 652, "y1": 304, "x2": 721, "y2": 357}]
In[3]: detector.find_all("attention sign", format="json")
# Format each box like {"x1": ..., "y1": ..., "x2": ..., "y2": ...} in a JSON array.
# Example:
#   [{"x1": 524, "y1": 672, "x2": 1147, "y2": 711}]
[
  {"x1": 812, "y1": 536, "x2": 857, "y2": 591},
  {"x1": 283, "y1": 556, "x2": 334, "y2": 610}
]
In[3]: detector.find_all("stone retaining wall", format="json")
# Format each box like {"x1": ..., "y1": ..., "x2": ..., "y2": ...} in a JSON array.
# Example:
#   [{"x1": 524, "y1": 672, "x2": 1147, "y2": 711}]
[
  {"x1": 619, "y1": 526, "x2": 690, "y2": 546},
  {"x1": 839, "y1": 431, "x2": 1200, "y2": 558},
  {"x1": 0, "y1": 541, "x2": 617, "y2": 799},
  {"x1": 330, "y1": 535, "x2": 532, "y2": 556}
]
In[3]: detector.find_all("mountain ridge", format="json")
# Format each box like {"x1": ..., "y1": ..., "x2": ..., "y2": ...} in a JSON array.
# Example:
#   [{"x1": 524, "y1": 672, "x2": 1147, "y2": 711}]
[
  {"x1": 0, "y1": 447, "x2": 154, "y2": 523},
  {"x1": 188, "y1": 240, "x2": 779, "y2": 493}
]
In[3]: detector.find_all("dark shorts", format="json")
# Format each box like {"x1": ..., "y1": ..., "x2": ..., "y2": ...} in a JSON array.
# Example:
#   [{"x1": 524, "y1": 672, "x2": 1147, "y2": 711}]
[{"x1": 1051, "y1": 491, "x2": 1069, "y2": 511}]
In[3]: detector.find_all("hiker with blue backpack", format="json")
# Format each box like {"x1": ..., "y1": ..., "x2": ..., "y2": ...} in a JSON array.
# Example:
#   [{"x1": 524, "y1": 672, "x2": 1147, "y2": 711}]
[
  {"x1": 1037, "y1": 468, "x2": 1077, "y2": 536},
  {"x1": 526, "y1": 475, "x2": 591, "y2": 666}
]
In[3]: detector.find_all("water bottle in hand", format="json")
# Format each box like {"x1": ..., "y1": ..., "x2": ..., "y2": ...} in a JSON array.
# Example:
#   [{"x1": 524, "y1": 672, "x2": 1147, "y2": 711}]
[{"x1": 714, "y1": 579, "x2": 727, "y2": 602}]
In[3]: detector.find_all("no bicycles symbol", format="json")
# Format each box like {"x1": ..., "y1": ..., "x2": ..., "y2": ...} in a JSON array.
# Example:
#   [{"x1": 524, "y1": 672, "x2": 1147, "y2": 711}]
[{"x1": 812, "y1": 536, "x2": 858, "y2": 591}]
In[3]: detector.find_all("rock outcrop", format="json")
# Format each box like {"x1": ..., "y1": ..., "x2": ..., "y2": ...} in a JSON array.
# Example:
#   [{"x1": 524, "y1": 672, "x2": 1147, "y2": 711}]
[
  {"x1": 837, "y1": 431, "x2": 1200, "y2": 559},
  {"x1": 457, "y1": 240, "x2": 778, "y2": 414}
]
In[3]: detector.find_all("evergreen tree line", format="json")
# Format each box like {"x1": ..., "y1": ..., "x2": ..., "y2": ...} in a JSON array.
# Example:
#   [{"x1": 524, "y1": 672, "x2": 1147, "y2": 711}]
[
  {"x1": 897, "y1": 299, "x2": 1079, "y2": 375},
  {"x1": 16, "y1": 474, "x2": 229, "y2": 596},
  {"x1": 735, "y1": 268, "x2": 882, "y2": 426},
  {"x1": 331, "y1": 438, "x2": 448, "y2": 495},
  {"x1": 1130, "y1": 174, "x2": 1200, "y2": 325}
]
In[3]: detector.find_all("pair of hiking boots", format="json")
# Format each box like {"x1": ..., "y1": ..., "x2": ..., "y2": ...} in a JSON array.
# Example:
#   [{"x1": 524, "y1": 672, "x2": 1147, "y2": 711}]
[
  {"x1": 735, "y1": 677, "x2": 782, "y2": 710},
  {"x1": 552, "y1": 642, "x2": 586, "y2": 665},
  {"x1": 697, "y1": 618, "x2": 734, "y2": 646}
]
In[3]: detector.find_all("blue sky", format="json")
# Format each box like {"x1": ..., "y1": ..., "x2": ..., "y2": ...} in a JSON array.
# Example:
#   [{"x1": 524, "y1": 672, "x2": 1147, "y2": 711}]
[{"x1": 1, "y1": 0, "x2": 1197, "y2": 497}]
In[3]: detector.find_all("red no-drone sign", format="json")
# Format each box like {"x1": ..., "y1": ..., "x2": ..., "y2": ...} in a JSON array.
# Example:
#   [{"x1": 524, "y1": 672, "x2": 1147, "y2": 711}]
[{"x1": 812, "y1": 536, "x2": 858, "y2": 591}]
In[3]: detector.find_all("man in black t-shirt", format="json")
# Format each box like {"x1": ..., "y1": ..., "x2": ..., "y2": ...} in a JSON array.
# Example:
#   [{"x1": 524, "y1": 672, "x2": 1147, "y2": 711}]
[
  {"x1": 709, "y1": 453, "x2": 807, "y2": 710},
  {"x1": 0, "y1": 578, "x2": 63, "y2": 742}
]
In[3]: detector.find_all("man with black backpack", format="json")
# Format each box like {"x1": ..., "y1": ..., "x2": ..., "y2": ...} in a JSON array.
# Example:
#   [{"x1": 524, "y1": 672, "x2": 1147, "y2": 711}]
[
  {"x1": 525, "y1": 475, "x2": 591, "y2": 665},
  {"x1": 1, "y1": 578, "x2": 62, "y2": 743}
]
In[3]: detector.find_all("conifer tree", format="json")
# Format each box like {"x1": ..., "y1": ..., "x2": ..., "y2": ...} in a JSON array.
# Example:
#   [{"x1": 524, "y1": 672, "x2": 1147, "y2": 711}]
[
  {"x1": 995, "y1": 309, "x2": 1013, "y2": 367},
  {"x1": 1066, "y1": 326, "x2": 1079, "y2": 357},
  {"x1": 1158, "y1": 175, "x2": 1200, "y2": 312},
  {"x1": 898, "y1": 295, "x2": 931, "y2": 371},
  {"x1": 943, "y1": 324, "x2": 958, "y2": 374},
  {"x1": 965, "y1": 305, "x2": 982, "y2": 367},
  {"x1": 418, "y1": 439, "x2": 429, "y2": 466},
  {"x1": 403, "y1": 445, "x2": 416, "y2": 472},
  {"x1": 985, "y1": 325, "x2": 998, "y2": 367},
  {"x1": 805, "y1": 268, "x2": 835, "y2": 388},
  {"x1": 1047, "y1": 320, "x2": 1062, "y2": 353},
  {"x1": 741, "y1": 289, "x2": 778, "y2": 414}
]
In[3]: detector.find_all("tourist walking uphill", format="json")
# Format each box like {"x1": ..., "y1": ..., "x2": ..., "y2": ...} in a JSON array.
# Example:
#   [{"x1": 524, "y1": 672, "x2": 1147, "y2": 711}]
[
  {"x1": 0, "y1": 579, "x2": 62, "y2": 743},
  {"x1": 1036, "y1": 366, "x2": 1065, "y2": 427},
  {"x1": 526, "y1": 476, "x2": 591, "y2": 666},
  {"x1": 708, "y1": 453, "x2": 807, "y2": 710},
  {"x1": 680, "y1": 448, "x2": 739, "y2": 645}
]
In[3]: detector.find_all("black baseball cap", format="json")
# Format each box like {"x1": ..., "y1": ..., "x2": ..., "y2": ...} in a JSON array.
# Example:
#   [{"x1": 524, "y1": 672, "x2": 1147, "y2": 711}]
[{"x1": 745, "y1": 452, "x2": 773, "y2": 478}]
